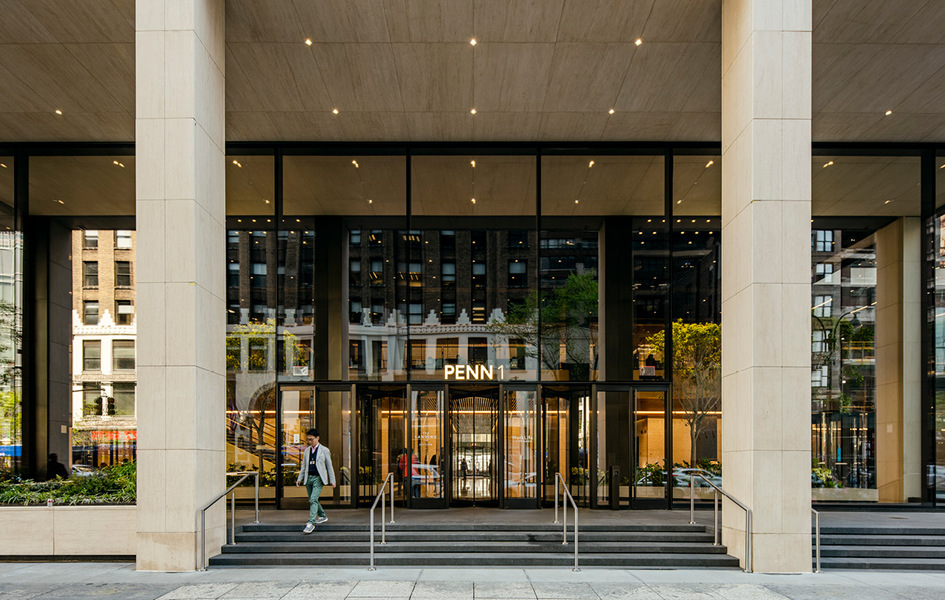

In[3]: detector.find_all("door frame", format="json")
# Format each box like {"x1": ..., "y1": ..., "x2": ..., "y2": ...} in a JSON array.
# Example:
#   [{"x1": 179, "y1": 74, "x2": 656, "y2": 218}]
[
  {"x1": 502, "y1": 383, "x2": 541, "y2": 509},
  {"x1": 406, "y1": 383, "x2": 448, "y2": 509},
  {"x1": 629, "y1": 383, "x2": 672, "y2": 509}
]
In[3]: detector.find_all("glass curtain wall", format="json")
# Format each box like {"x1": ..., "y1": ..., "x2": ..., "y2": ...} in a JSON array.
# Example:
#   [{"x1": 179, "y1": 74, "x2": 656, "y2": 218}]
[
  {"x1": 0, "y1": 157, "x2": 20, "y2": 476},
  {"x1": 930, "y1": 151, "x2": 945, "y2": 503}
]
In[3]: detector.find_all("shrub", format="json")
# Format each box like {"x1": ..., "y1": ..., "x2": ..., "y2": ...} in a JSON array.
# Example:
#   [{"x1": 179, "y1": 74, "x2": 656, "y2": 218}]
[{"x1": 0, "y1": 461, "x2": 136, "y2": 506}]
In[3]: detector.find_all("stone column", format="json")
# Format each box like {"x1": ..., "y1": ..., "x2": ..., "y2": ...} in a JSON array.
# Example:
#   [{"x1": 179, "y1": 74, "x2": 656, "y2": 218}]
[
  {"x1": 721, "y1": 0, "x2": 812, "y2": 572},
  {"x1": 875, "y1": 218, "x2": 922, "y2": 502},
  {"x1": 135, "y1": 0, "x2": 226, "y2": 571}
]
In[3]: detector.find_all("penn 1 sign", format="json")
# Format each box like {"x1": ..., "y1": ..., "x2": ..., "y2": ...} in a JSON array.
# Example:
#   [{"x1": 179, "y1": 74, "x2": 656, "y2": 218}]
[{"x1": 445, "y1": 364, "x2": 504, "y2": 380}]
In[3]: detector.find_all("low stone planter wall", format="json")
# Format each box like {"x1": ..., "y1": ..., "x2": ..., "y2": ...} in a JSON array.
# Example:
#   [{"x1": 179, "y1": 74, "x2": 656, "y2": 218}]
[{"x1": 0, "y1": 505, "x2": 136, "y2": 558}]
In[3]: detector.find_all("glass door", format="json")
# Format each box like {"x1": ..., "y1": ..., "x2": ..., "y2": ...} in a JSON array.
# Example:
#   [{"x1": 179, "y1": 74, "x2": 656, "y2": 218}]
[
  {"x1": 449, "y1": 384, "x2": 499, "y2": 506},
  {"x1": 541, "y1": 385, "x2": 591, "y2": 507},
  {"x1": 632, "y1": 387, "x2": 670, "y2": 508},
  {"x1": 504, "y1": 386, "x2": 539, "y2": 508},
  {"x1": 279, "y1": 387, "x2": 315, "y2": 508},
  {"x1": 356, "y1": 385, "x2": 407, "y2": 506},
  {"x1": 409, "y1": 386, "x2": 446, "y2": 508}
]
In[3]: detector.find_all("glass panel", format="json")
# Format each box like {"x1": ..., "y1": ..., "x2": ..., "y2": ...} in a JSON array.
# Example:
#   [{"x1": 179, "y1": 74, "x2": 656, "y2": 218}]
[
  {"x1": 539, "y1": 231, "x2": 599, "y2": 381},
  {"x1": 412, "y1": 155, "x2": 534, "y2": 216},
  {"x1": 411, "y1": 389, "x2": 444, "y2": 500},
  {"x1": 938, "y1": 154, "x2": 945, "y2": 210},
  {"x1": 277, "y1": 225, "x2": 315, "y2": 381},
  {"x1": 542, "y1": 156, "x2": 664, "y2": 216},
  {"x1": 813, "y1": 156, "x2": 920, "y2": 216},
  {"x1": 634, "y1": 390, "x2": 667, "y2": 502},
  {"x1": 450, "y1": 385, "x2": 498, "y2": 504},
  {"x1": 284, "y1": 156, "x2": 405, "y2": 215},
  {"x1": 596, "y1": 387, "x2": 632, "y2": 508},
  {"x1": 30, "y1": 156, "x2": 134, "y2": 216},
  {"x1": 504, "y1": 389, "x2": 537, "y2": 500},
  {"x1": 278, "y1": 389, "x2": 314, "y2": 506},
  {"x1": 632, "y1": 218, "x2": 670, "y2": 381},
  {"x1": 71, "y1": 229, "x2": 137, "y2": 472},
  {"x1": 673, "y1": 155, "x2": 720, "y2": 215},
  {"x1": 0, "y1": 157, "x2": 21, "y2": 476},
  {"x1": 357, "y1": 386, "x2": 407, "y2": 504},
  {"x1": 227, "y1": 155, "x2": 275, "y2": 216}
]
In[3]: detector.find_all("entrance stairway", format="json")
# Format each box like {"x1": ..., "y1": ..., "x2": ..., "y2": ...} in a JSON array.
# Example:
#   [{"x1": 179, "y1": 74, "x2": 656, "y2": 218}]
[
  {"x1": 817, "y1": 525, "x2": 945, "y2": 570},
  {"x1": 209, "y1": 521, "x2": 740, "y2": 568}
]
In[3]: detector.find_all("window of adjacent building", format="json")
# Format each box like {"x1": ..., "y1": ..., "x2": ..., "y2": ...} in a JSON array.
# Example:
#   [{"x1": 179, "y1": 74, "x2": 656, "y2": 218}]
[
  {"x1": 115, "y1": 230, "x2": 132, "y2": 249},
  {"x1": 370, "y1": 260, "x2": 384, "y2": 286},
  {"x1": 813, "y1": 230, "x2": 834, "y2": 252},
  {"x1": 442, "y1": 302, "x2": 456, "y2": 319},
  {"x1": 371, "y1": 303, "x2": 384, "y2": 325},
  {"x1": 115, "y1": 300, "x2": 134, "y2": 325},
  {"x1": 814, "y1": 262, "x2": 835, "y2": 285},
  {"x1": 509, "y1": 338, "x2": 526, "y2": 370},
  {"x1": 226, "y1": 337, "x2": 240, "y2": 371},
  {"x1": 350, "y1": 230, "x2": 361, "y2": 245},
  {"x1": 813, "y1": 295, "x2": 832, "y2": 318},
  {"x1": 436, "y1": 338, "x2": 458, "y2": 368},
  {"x1": 115, "y1": 261, "x2": 131, "y2": 287},
  {"x1": 811, "y1": 329, "x2": 826, "y2": 354},
  {"x1": 472, "y1": 262, "x2": 486, "y2": 276},
  {"x1": 372, "y1": 340, "x2": 388, "y2": 372},
  {"x1": 248, "y1": 337, "x2": 267, "y2": 371},
  {"x1": 84, "y1": 261, "x2": 98, "y2": 288},
  {"x1": 508, "y1": 260, "x2": 527, "y2": 288},
  {"x1": 82, "y1": 383, "x2": 101, "y2": 417},
  {"x1": 350, "y1": 300, "x2": 362, "y2": 324},
  {"x1": 83, "y1": 340, "x2": 101, "y2": 371},
  {"x1": 113, "y1": 340, "x2": 135, "y2": 370},
  {"x1": 112, "y1": 382, "x2": 135, "y2": 416},
  {"x1": 508, "y1": 230, "x2": 527, "y2": 249},
  {"x1": 251, "y1": 263, "x2": 266, "y2": 288},
  {"x1": 83, "y1": 301, "x2": 99, "y2": 325},
  {"x1": 442, "y1": 262, "x2": 456, "y2": 283},
  {"x1": 469, "y1": 337, "x2": 488, "y2": 363},
  {"x1": 349, "y1": 340, "x2": 364, "y2": 372},
  {"x1": 408, "y1": 303, "x2": 423, "y2": 325},
  {"x1": 83, "y1": 230, "x2": 99, "y2": 250},
  {"x1": 227, "y1": 263, "x2": 239, "y2": 288},
  {"x1": 350, "y1": 260, "x2": 361, "y2": 286},
  {"x1": 811, "y1": 365, "x2": 828, "y2": 388},
  {"x1": 409, "y1": 339, "x2": 426, "y2": 370}
]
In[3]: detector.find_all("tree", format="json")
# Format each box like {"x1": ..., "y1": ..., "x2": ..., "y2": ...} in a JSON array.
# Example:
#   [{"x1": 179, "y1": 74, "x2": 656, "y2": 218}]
[
  {"x1": 489, "y1": 272, "x2": 598, "y2": 379},
  {"x1": 646, "y1": 320, "x2": 721, "y2": 467}
]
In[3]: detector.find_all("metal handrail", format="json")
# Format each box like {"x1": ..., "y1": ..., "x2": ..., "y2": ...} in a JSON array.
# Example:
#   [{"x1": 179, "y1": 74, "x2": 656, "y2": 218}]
[
  {"x1": 688, "y1": 473, "x2": 752, "y2": 573},
  {"x1": 197, "y1": 470, "x2": 259, "y2": 571},
  {"x1": 368, "y1": 472, "x2": 396, "y2": 571},
  {"x1": 552, "y1": 472, "x2": 580, "y2": 572},
  {"x1": 811, "y1": 508, "x2": 821, "y2": 573}
]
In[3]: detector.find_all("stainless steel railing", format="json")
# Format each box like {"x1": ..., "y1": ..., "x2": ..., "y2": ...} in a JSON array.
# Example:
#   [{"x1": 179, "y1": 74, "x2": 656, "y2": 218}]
[
  {"x1": 553, "y1": 472, "x2": 580, "y2": 572},
  {"x1": 197, "y1": 470, "x2": 259, "y2": 571},
  {"x1": 811, "y1": 507, "x2": 821, "y2": 573},
  {"x1": 688, "y1": 471, "x2": 752, "y2": 573},
  {"x1": 368, "y1": 472, "x2": 396, "y2": 571}
]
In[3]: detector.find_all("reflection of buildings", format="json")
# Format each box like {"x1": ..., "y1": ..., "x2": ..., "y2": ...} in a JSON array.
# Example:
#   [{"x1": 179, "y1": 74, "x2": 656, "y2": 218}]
[
  {"x1": 0, "y1": 230, "x2": 21, "y2": 467},
  {"x1": 810, "y1": 228, "x2": 877, "y2": 492},
  {"x1": 70, "y1": 230, "x2": 137, "y2": 468}
]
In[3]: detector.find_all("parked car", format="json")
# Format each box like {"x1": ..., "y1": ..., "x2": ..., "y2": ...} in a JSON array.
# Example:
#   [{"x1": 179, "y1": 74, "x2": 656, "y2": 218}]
[
  {"x1": 71, "y1": 464, "x2": 94, "y2": 477},
  {"x1": 672, "y1": 468, "x2": 722, "y2": 488}
]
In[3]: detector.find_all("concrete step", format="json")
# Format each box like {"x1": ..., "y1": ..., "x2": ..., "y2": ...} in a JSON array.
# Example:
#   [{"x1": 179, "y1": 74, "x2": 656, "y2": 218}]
[
  {"x1": 240, "y1": 522, "x2": 708, "y2": 533},
  {"x1": 820, "y1": 545, "x2": 945, "y2": 559},
  {"x1": 819, "y1": 527, "x2": 945, "y2": 536},
  {"x1": 819, "y1": 557, "x2": 945, "y2": 571},
  {"x1": 208, "y1": 552, "x2": 742, "y2": 568},
  {"x1": 234, "y1": 531, "x2": 716, "y2": 544},
  {"x1": 220, "y1": 541, "x2": 730, "y2": 555},
  {"x1": 819, "y1": 535, "x2": 945, "y2": 546}
]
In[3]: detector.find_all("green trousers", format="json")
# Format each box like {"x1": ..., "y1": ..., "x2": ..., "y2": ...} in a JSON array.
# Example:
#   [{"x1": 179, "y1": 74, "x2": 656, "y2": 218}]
[{"x1": 305, "y1": 475, "x2": 326, "y2": 524}]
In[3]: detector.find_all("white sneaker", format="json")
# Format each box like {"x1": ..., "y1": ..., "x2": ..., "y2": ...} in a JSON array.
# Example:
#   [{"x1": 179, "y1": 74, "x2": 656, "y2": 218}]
[
  {"x1": 302, "y1": 523, "x2": 315, "y2": 534},
  {"x1": 314, "y1": 516, "x2": 328, "y2": 524}
]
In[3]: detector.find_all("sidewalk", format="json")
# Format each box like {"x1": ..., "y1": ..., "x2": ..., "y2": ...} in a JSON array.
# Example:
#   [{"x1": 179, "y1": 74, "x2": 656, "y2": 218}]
[{"x1": 0, "y1": 562, "x2": 943, "y2": 599}]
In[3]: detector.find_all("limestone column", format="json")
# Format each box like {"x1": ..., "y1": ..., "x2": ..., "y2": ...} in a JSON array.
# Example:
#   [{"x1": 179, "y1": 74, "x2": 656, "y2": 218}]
[
  {"x1": 135, "y1": 0, "x2": 226, "y2": 571},
  {"x1": 875, "y1": 218, "x2": 922, "y2": 502},
  {"x1": 721, "y1": 0, "x2": 812, "y2": 572}
]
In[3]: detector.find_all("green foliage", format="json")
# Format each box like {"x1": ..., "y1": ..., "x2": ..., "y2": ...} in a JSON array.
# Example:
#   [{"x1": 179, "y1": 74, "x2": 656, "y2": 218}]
[
  {"x1": 636, "y1": 462, "x2": 666, "y2": 486},
  {"x1": 0, "y1": 461, "x2": 136, "y2": 505}
]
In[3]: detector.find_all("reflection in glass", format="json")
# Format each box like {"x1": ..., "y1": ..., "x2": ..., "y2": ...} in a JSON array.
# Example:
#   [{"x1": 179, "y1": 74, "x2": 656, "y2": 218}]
[
  {"x1": 358, "y1": 386, "x2": 406, "y2": 503},
  {"x1": 411, "y1": 389, "x2": 444, "y2": 500},
  {"x1": 810, "y1": 226, "x2": 876, "y2": 498},
  {"x1": 412, "y1": 156, "x2": 535, "y2": 216},
  {"x1": 812, "y1": 156, "x2": 919, "y2": 216},
  {"x1": 450, "y1": 386, "x2": 498, "y2": 504},
  {"x1": 673, "y1": 156, "x2": 720, "y2": 215},
  {"x1": 542, "y1": 156, "x2": 664, "y2": 216},
  {"x1": 285, "y1": 156, "x2": 405, "y2": 216},
  {"x1": 632, "y1": 219, "x2": 670, "y2": 381},
  {"x1": 30, "y1": 156, "x2": 134, "y2": 216},
  {"x1": 634, "y1": 390, "x2": 666, "y2": 500},
  {"x1": 505, "y1": 389, "x2": 537, "y2": 500}
]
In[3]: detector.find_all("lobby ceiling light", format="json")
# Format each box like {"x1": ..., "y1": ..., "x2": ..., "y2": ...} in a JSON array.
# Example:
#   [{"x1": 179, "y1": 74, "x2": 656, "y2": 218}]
[
  {"x1": 885, "y1": 110, "x2": 892, "y2": 116},
  {"x1": 232, "y1": 160, "x2": 242, "y2": 167},
  {"x1": 368, "y1": 199, "x2": 373, "y2": 204},
  {"x1": 676, "y1": 199, "x2": 684, "y2": 204},
  {"x1": 608, "y1": 108, "x2": 615, "y2": 115},
  {"x1": 588, "y1": 160, "x2": 594, "y2": 168},
  {"x1": 54, "y1": 199, "x2": 64, "y2": 205},
  {"x1": 822, "y1": 160, "x2": 834, "y2": 168},
  {"x1": 264, "y1": 199, "x2": 270, "y2": 204},
  {"x1": 635, "y1": 38, "x2": 643, "y2": 46},
  {"x1": 470, "y1": 160, "x2": 476, "y2": 168},
  {"x1": 305, "y1": 38, "x2": 312, "y2": 46},
  {"x1": 112, "y1": 160, "x2": 125, "y2": 168},
  {"x1": 332, "y1": 108, "x2": 339, "y2": 115},
  {"x1": 469, "y1": 38, "x2": 477, "y2": 46},
  {"x1": 0, "y1": 163, "x2": 6, "y2": 168},
  {"x1": 470, "y1": 108, "x2": 477, "y2": 115},
  {"x1": 574, "y1": 199, "x2": 580, "y2": 204},
  {"x1": 352, "y1": 160, "x2": 359, "y2": 168},
  {"x1": 705, "y1": 160, "x2": 714, "y2": 168},
  {"x1": 471, "y1": 198, "x2": 476, "y2": 204},
  {"x1": 884, "y1": 200, "x2": 891, "y2": 204},
  {"x1": 55, "y1": 109, "x2": 62, "y2": 115}
]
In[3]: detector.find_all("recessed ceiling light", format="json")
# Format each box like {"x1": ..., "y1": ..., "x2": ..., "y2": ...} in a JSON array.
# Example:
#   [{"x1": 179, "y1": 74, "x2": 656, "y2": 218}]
[
  {"x1": 940, "y1": 164, "x2": 945, "y2": 169},
  {"x1": 677, "y1": 199, "x2": 684, "y2": 204},
  {"x1": 55, "y1": 199, "x2": 64, "y2": 205},
  {"x1": 368, "y1": 199, "x2": 373, "y2": 204},
  {"x1": 470, "y1": 38, "x2": 477, "y2": 46},
  {"x1": 588, "y1": 160, "x2": 595, "y2": 168},
  {"x1": 471, "y1": 198, "x2": 476, "y2": 204},
  {"x1": 55, "y1": 109, "x2": 62, "y2": 115},
  {"x1": 574, "y1": 199, "x2": 580, "y2": 204},
  {"x1": 822, "y1": 160, "x2": 834, "y2": 168},
  {"x1": 470, "y1": 160, "x2": 476, "y2": 168},
  {"x1": 884, "y1": 200, "x2": 891, "y2": 204},
  {"x1": 352, "y1": 160, "x2": 359, "y2": 168},
  {"x1": 332, "y1": 108, "x2": 339, "y2": 115},
  {"x1": 635, "y1": 38, "x2": 642, "y2": 46},
  {"x1": 705, "y1": 160, "x2": 714, "y2": 168},
  {"x1": 232, "y1": 160, "x2": 241, "y2": 167},
  {"x1": 470, "y1": 108, "x2": 477, "y2": 114},
  {"x1": 0, "y1": 164, "x2": 6, "y2": 169},
  {"x1": 885, "y1": 110, "x2": 892, "y2": 116},
  {"x1": 264, "y1": 199, "x2": 270, "y2": 204},
  {"x1": 305, "y1": 39, "x2": 312, "y2": 46},
  {"x1": 112, "y1": 160, "x2": 125, "y2": 168},
  {"x1": 608, "y1": 108, "x2": 615, "y2": 115}
]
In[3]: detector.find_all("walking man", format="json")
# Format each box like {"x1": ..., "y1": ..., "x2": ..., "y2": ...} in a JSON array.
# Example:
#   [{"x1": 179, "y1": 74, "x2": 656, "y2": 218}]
[{"x1": 295, "y1": 428, "x2": 336, "y2": 534}]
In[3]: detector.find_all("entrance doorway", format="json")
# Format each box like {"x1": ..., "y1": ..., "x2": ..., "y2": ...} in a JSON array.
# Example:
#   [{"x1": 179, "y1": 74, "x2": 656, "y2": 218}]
[{"x1": 449, "y1": 385, "x2": 499, "y2": 506}]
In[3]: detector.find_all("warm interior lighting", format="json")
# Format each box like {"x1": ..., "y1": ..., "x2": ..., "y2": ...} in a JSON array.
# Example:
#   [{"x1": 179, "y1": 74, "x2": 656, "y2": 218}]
[
  {"x1": 470, "y1": 108, "x2": 477, "y2": 114},
  {"x1": 368, "y1": 199, "x2": 373, "y2": 204},
  {"x1": 822, "y1": 160, "x2": 834, "y2": 168},
  {"x1": 0, "y1": 164, "x2": 5, "y2": 168},
  {"x1": 635, "y1": 38, "x2": 643, "y2": 46},
  {"x1": 676, "y1": 199, "x2": 684, "y2": 204},
  {"x1": 305, "y1": 39, "x2": 312, "y2": 46},
  {"x1": 471, "y1": 198, "x2": 476, "y2": 204},
  {"x1": 352, "y1": 160, "x2": 359, "y2": 168},
  {"x1": 884, "y1": 200, "x2": 891, "y2": 204},
  {"x1": 232, "y1": 160, "x2": 242, "y2": 167},
  {"x1": 470, "y1": 160, "x2": 476, "y2": 168},
  {"x1": 705, "y1": 160, "x2": 714, "y2": 168},
  {"x1": 264, "y1": 199, "x2": 270, "y2": 204},
  {"x1": 332, "y1": 108, "x2": 339, "y2": 115},
  {"x1": 588, "y1": 160, "x2": 594, "y2": 168},
  {"x1": 112, "y1": 160, "x2": 125, "y2": 168},
  {"x1": 574, "y1": 199, "x2": 579, "y2": 204},
  {"x1": 885, "y1": 110, "x2": 892, "y2": 116},
  {"x1": 608, "y1": 108, "x2": 615, "y2": 114},
  {"x1": 469, "y1": 38, "x2": 477, "y2": 46},
  {"x1": 55, "y1": 109, "x2": 62, "y2": 115}
]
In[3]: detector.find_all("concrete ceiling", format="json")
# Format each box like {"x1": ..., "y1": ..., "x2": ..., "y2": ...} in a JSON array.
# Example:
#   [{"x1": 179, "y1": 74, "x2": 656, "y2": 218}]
[{"x1": 0, "y1": 0, "x2": 943, "y2": 144}]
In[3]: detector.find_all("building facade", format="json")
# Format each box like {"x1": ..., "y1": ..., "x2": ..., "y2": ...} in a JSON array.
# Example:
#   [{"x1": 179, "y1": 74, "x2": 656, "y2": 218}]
[{"x1": 0, "y1": 0, "x2": 944, "y2": 573}]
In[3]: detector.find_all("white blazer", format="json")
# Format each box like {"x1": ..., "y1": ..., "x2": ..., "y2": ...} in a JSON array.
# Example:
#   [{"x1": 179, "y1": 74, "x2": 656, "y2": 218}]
[{"x1": 297, "y1": 443, "x2": 336, "y2": 486}]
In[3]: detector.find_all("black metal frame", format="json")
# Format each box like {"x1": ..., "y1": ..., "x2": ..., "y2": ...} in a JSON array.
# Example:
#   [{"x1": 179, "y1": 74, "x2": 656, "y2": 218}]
[{"x1": 4, "y1": 139, "x2": 942, "y2": 508}]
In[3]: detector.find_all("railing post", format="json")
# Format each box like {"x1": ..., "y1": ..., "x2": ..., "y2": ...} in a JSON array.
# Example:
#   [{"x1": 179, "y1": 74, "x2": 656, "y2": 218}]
[
  {"x1": 199, "y1": 509, "x2": 206, "y2": 571},
  {"x1": 369, "y1": 505, "x2": 376, "y2": 571},
  {"x1": 389, "y1": 473, "x2": 395, "y2": 523},
  {"x1": 254, "y1": 472, "x2": 260, "y2": 523},
  {"x1": 745, "y1": 510, "x2": 752, "y2": 573},
  {"x1": 572, "y1": 502, "x2": 579, "y2": 572},
  {"x1": 554, "y1": 475, "x2": 559, "y2": 524},
  {"x1": 562, "y1": 479, "x2": 568, "y2": 545},
  {"x1": 381, "y1": 487, "x2": 387, "y2": 545},
  {"x1": 813, "y1": 509, "x2": 821, "y2": 573},
  {"x1": 713, "y1": 491, "x2": 719, "y2": 546},
  {"x1": 689, "y1": 476, "x2": 695, "y2": 524},
  {"x1": 230, "y1": 493, "x2": 236, "y2": 546}
]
